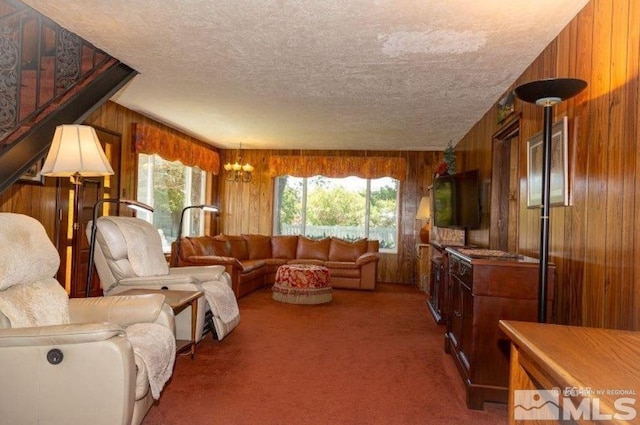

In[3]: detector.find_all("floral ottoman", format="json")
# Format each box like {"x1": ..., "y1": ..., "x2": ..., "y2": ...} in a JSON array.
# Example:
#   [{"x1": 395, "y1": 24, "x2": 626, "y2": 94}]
[{"x1": 272, "y1": 264, "x2": 332, "y2": 304}]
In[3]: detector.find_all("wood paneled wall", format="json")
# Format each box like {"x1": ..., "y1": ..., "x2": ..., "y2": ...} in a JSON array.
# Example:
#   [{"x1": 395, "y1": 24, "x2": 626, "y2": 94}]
[
  {"x1": 455, "y1": 0, "x2": 639, "y2": 330},
  {"x1": 217, "y1": 149, "x2": 443, "y2": 284},
  {"x1": 0, "y1": 178, "x2": 58, "y2": 241}
]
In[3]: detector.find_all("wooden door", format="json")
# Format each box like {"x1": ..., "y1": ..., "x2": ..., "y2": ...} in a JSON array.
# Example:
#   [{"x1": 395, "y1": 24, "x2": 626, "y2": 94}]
[{"x1": 490, "y1": 118, "x2": 520, "y2": 252}]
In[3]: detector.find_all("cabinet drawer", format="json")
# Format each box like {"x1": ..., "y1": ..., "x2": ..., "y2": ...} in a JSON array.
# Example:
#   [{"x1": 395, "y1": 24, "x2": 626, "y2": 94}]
[{"x1": 449, "y1": 255, "x2": 472, "y2": 289}]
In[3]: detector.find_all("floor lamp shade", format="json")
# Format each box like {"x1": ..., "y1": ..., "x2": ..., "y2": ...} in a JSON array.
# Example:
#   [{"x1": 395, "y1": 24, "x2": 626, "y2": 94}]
[
  {"x1": 41, "y1": 124, "x2": 115, "y2": 299},
  {"x1": 416, "y1": 196, "x2": 430, "y2": 244},
  {"x1": 514, "y1": 77, "x2": 586, "y2": 323},
  {"x1": 41, "y1": 125, "x2": 114, "y2": 178}
]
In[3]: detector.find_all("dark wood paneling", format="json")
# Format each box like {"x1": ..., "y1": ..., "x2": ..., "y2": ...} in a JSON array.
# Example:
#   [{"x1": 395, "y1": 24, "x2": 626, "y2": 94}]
[{"x1": 455, "y1": 0, "x2": 639, "y2": 329}]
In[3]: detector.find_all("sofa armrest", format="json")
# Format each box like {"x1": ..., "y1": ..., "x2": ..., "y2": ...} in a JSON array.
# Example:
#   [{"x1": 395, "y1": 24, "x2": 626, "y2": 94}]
[
  {"x1": 118, "y1": 274, "x2": 194, "y2": 286},
  {"x1": 356, "y1": 252, "x2": 379, "y2": 266},
  {"x1": 68, "y1": 294, "x2": 167, "y2": 328},
  {"x1": 0, "y1": 322, "x2": 125, "y2": 347}
]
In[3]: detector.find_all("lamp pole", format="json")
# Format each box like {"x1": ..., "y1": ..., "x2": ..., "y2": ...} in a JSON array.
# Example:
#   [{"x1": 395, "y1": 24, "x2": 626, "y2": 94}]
[
  {"x1": 174, "y1": 204, "x2": 219, "y2": 266},
  {"x1": 514, "y1": 78, "x2": 586, "y2": 323},
  {"x1": 86, "y1": 198, "x2": 154, "y2": 297}
]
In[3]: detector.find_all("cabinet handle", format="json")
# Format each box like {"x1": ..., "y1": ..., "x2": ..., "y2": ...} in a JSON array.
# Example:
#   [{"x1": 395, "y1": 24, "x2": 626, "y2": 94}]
[{"x1": 454, "y1": 310, "x2": 462, "y2": 318}]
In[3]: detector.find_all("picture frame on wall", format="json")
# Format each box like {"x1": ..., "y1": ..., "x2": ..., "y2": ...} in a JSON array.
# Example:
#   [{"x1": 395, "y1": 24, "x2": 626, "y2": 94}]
[
  {"x1": 527, "y1": 116, "x2": 569, "y2": 208},
  {"x1": 496, "y1": 90, "x2": 515, "y2": 125},
  {"x1": 18, "y1": 158, "x2": 45, "y2": 185}
]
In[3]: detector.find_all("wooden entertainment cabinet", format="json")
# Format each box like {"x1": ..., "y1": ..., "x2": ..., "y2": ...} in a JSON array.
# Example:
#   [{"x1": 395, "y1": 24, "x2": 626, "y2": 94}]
[{"x1": 443, "y1": 247, "x2": 555, "y2": 410}]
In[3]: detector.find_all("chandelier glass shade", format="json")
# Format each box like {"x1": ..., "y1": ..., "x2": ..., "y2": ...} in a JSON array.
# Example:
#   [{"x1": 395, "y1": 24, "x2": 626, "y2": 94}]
[{"x1": 223, "y1": 145, "x2": 254, "y2": 182}]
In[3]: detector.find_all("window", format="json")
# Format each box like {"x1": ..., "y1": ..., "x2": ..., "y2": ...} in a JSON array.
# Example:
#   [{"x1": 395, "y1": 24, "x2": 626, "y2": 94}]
[
  {"x1": 273, "y1": 175, "x2": 399, "y2": 253},
  {"x1": 137, "y1": 153, "x2": 206, "y2": 253}
]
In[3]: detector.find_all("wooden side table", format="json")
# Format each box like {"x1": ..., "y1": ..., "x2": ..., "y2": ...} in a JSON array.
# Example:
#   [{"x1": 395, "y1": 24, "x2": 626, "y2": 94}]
[{"x1": 118, "y1": 288, "x2": 204, "y2": 359}]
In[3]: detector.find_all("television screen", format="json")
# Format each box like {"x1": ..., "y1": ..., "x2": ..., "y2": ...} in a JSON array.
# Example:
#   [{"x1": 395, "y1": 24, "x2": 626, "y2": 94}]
[{"x1": 433, "y1": 169, "x2": 480, "y2": 229}]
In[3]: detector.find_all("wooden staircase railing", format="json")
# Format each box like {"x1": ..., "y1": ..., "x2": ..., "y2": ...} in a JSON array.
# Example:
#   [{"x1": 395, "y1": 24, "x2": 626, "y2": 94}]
[{"x1": 0, "y1": 0, "x2": 137, "y2": 194}]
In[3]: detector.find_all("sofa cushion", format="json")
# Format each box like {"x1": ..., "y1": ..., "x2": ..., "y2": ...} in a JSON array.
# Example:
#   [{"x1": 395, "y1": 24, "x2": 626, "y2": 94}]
[
  {"x1": 238, "y1": 259, "x2": 267, "y2": 272},
  {"x1": 324, "y1": 261, "x2": 360, "y2": 270},
  {"x1": 210, "y1": 236, "x2": 232, "y2": 257},
  {"x1": 296, "y1": 236, "x2": 330, "y2": 260},
  {"x1": 271, "y1": 235, "x2": 298, "y2": 259},
  {"x1": 265, "y1": 258, "x2": 288, "y2": 267},
  {"x1": 183, "y1": 236, "x2": 215, "y2": 256},
  {"x1": 367, "y1": 239, "x2": 380, "y2": 253},
  {"x1": 222, "y1": 235, "x2": 249, "y2": 260},
  {"x1": 242, "y1": 234, "x2": 272, "y2": 259},
  {"x1": 288, "y1": 259, "x2": 325, "y2": 266},
  {"x1": 328, "y1": 238, "x2": 368, "y2": 262}
]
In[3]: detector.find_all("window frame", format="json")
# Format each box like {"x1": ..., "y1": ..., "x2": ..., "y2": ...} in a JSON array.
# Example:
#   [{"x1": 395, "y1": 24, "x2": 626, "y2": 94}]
[
  {"x1": 136, "y1": 153, "x2": 207, "y2": 253},
  {"x1": 272, "y1": 175, "x2": 399, "y2": 254}
]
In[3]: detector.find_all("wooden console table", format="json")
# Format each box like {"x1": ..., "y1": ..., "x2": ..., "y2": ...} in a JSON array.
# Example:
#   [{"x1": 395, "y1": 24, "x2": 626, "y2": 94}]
[{"x1": 499, "y1": 320, "x2": 640, "y2": 424}]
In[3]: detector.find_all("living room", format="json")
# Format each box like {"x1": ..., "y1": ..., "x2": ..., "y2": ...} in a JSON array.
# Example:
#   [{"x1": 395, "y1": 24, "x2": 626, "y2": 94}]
[{"x1": 1, "y1": 0, "x2": 639, "y2": 424}]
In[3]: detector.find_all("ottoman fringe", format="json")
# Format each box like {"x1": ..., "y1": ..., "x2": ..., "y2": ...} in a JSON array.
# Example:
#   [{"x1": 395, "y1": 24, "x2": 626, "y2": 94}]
[{"x1": 272, "y1": 284, "x2": 333, "y2": 305}]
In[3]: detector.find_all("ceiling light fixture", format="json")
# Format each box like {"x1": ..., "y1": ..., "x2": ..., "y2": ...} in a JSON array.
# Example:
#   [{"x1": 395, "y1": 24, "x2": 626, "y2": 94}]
[{"x1": 223, "y1": 143, "x2": 253, "y2": 183}]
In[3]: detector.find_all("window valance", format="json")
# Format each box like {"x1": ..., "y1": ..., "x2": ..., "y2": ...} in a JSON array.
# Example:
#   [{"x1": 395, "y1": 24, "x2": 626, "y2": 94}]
[
  {"x1": 132, "y1": 123, "x2": 220, "y2": 174},
  {"x1": 268, "y1": 155, "x2": 406, "y2": 181}
]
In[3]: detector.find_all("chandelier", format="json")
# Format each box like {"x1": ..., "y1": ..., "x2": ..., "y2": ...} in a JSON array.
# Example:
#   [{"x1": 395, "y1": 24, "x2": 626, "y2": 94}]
[{"x1": 223, "y1": 144, "x2": 254, "y2": 182}]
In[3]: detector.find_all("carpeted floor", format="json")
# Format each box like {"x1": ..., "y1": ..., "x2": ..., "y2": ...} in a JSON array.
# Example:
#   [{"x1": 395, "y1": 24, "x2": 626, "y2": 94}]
[{"x1": 142, "y1": 283, "x2": 507, "y2": 424}]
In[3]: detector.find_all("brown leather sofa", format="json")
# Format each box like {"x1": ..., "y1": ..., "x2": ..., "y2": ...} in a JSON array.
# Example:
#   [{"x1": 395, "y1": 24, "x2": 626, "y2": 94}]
[{"x1": 172, "y1": 235, "x2": 379, "y2": 298}]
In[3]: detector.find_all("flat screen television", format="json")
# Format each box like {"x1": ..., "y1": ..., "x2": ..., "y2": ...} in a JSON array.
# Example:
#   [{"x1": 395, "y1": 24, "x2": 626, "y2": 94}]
[{"x1": 433, "y1": 169, "x2": 480, "y2": 229}]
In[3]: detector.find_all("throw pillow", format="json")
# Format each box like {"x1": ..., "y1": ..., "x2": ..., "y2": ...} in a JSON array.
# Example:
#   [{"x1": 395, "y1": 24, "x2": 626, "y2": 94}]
[
  {"x1": 223, "y1": 235, "x2": 249, "y2": 260},
  {"x1": 296, "y1": 236, "x2": 331, "y2": 261},
  {"x1": 271, "y1": 235, "x2": 298, "y2": 259},
  {"x1": 242, "y1": 234, "x2": 272, "y2": 259}
]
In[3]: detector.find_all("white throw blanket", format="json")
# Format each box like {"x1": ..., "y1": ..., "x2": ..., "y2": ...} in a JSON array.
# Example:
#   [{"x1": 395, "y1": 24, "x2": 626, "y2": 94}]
[
  {"x1": 126, "y1": 323, "x2": 176, "y2": 399},
  {"x1": 201, "y1": 281, "x2": 240, "y2": 325},
  {"x1": 0, "y1": 279, "x2": 69, "y2": 327},
  {"x1": 105, "y1": 217, "x2": 169, "y2": 277}
]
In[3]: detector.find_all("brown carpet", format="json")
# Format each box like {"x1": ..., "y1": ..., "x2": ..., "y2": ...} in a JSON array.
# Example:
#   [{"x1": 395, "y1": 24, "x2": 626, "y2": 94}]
[{"x1": 142, "y1": 283, "x2": 507, "y2": 425}]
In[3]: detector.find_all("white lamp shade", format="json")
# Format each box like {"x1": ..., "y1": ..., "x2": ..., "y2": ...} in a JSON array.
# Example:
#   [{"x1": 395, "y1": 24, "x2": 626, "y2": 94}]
[
  {"x1": 41, "y1": 125, "x2": 114, "y2": 177},
  {"x1": 416, "y1": 196, "x2": 430, "y2": 220}
]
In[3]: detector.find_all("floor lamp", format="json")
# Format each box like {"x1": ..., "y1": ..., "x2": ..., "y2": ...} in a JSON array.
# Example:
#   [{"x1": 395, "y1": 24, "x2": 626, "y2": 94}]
[
  {"x1": 174, "y1": 204, "x2": 219, "y2": 266},
  {"x1": 514, "y1": 78, "x2": 587, "y2": 323},
  {"x1": 85, "y1": 198, "x2": 154, "y2": 297},
  {"x1": 40, "y1": 125, "x2": 114, "y2": 295}
]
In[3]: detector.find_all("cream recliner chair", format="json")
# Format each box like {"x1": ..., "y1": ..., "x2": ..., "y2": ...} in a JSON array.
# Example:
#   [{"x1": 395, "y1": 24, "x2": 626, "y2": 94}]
[
  {"x1": 89, "y1": 216, "x2": 240, "y2": 341},
  {"x1": 0, "y1": 213, "x2": 176, "y2": 425}
]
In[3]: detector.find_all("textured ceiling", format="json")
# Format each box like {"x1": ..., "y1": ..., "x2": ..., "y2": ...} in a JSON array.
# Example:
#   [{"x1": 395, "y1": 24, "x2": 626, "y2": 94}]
[{"x1": 23, "y1": 0, "x2": 589, "y2": 151}]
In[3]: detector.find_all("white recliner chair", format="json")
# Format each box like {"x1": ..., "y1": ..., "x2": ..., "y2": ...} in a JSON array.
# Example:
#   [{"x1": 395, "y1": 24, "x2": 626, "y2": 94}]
[
  {"x1": 0, "y1": 213, "x2": 176, "y2": 425},
  {"x1": 88, "y1": 216, "x2": 240, "y2": 341}
]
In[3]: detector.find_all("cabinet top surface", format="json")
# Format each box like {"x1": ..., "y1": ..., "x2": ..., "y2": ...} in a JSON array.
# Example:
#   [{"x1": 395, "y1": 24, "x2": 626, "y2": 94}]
[
  {"x1": 446, "y1": 247, "x2": 544, "y2": 266},
  {"x1": 500, "y1": 320, "x2": 640, "y2": 413}
]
